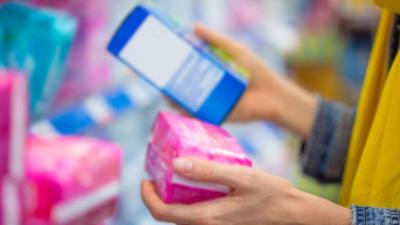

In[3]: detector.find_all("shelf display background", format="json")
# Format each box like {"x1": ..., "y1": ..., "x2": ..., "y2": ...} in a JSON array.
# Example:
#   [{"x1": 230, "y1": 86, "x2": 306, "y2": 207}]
[{"x1": 0, "y1": 0, "x2": 379, "y2": 224}]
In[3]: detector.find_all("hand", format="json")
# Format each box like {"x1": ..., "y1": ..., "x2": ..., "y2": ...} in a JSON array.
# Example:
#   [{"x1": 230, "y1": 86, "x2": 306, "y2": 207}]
[
  {"x1": 194, "y1": 24, "x2": 318, "y2": 138},
  {"x1": 194, "y1": 24, "x2": 281, "y2": 123},
  {"x1": 141, "y1": 158, "x2": 352, "y2": 225}
]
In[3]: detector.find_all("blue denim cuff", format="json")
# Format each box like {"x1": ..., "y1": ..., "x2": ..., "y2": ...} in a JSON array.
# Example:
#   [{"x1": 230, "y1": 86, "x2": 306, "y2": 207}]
[
  {"x1": 352, "y1": 205, "x2": 400, "y2": 225},
  {"x1": 301, "y1": 99, "x2": 355, "y2": 183}
]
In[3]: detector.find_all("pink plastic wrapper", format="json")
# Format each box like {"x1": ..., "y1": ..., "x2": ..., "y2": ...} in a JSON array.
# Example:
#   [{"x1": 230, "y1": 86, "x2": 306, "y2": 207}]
[
  {"x1": 0, "y1": 178, "x2": 24, "y2": 225},
  {"x1": 146, "y1": 111, "x2": 252, "y2": 204},
  {"x1": 0, "y1": 71, "x2": 27, "y2": 181},
  {"x1": 26, "y1": 136, "x2": 123, "y2": 225}
]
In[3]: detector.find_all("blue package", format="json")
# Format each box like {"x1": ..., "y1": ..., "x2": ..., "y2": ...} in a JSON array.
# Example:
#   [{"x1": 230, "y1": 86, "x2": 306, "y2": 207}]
[
  {"x1": 0, "y1": 3, "x2": 76, "y2": 118},
  {"x1": 0, "y1": 26, "x2": 4, "y2": 67},
  {"x1": 108, "y1": 4, "x2": 248, "y2": 125}
]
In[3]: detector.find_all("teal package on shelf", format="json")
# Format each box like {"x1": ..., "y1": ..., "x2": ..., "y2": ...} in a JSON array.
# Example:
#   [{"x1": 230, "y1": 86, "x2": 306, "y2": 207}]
[
  {"x1": 0, "y1": 25, "x2": 4, "y2": 67},
  {"x1": 108, "y1": 4, "x2": 248, "y2": 125},
  {"x1": 0, "y1": 3, "x2": 77, "y2": 119}
]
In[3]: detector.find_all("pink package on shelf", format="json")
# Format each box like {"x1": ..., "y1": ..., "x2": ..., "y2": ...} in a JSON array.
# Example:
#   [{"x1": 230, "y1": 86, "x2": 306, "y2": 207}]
[
  {"x1": 0, "y1": 71, "x2": 27, "y2": 181},
  {"x1": 0, "y1": 178, "x2": 24, "y2": 225},
  {"x1": 27, "y1": 136, "x2": 123, "y2": 225},
  {"x1": 0, "y1": 177, "x2": 25, "y2": 225},
  {"x1": 145, "y1": 111, "x2": 252, "y2": 204}
]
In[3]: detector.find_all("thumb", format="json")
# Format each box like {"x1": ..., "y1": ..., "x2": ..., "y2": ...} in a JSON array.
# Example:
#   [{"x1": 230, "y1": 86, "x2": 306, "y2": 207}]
[{"x1": 173, "y1": 157, "x2": 248, "y2": 189}]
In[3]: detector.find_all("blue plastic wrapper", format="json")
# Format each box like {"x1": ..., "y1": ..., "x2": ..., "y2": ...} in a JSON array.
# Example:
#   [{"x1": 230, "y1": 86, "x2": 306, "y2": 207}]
[{"x1": 0, "y1": 3, "x2": 77, "y2": 119}]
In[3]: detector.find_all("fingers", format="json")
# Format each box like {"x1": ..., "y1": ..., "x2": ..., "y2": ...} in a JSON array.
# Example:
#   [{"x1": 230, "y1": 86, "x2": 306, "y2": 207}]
[
  {"x1": 194, "y1": 23, "x2": 246, "y2": 56},
  {"x1": 141, "y1": 180, "x2": 166, "y2": 220},
  {"x1": 141, "y1": 180, "x2": 181, "y2": 222},
  {"x1": 173, "y1": 157, "x2": 250, "y2": 189},
  {"x1": 194, "y1": 23, "x2": 253, "y2": 68},
  {"x1": 141, "y1": 180, "x2": 222, "y2": 224}
]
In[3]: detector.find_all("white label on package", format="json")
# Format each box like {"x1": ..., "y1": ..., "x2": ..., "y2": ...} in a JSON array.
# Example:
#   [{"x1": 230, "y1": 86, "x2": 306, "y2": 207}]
[{"x1": 119, "y1": 16, "x2": 224, "y2": 111}]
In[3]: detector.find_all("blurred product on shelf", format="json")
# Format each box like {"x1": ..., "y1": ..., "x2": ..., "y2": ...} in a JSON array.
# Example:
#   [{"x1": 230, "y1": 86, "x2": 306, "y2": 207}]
[
  {"x1": 340, "y1": 30, "x2": 373, "y2": 90},
  {"x1": 1, "y1": 177, "x2": 24, "y2": 225},
  {"x1": 0, "y1": 25, "x2": 3, "y2": 66},
  {"x1": 108, "y1": 4, "x2": 248, "y2": 125},
  {"x1": 228, "y1": 0, "x2": 263, "y2": 30},
  {"x1": 289, "y1": 30, "x2": 345, "y2": 65},
  {"x1": 340, "y1": 0, "x2": 379, "y2": 29},
  {"x1": 0, "y1": 71, "x2": 27, "y2": 181},
  {"x1": 0, "y1": 71, "x2": 27, "y2": 225},
  {"x1": 0, "y1": 3, "x2": 76, "y2": 119},
  {"x1": 31, "y1": 81, "x2": 159, "y2": 136},
  {"x1": 289, "y1": 0, "x2": 378, "y2": 104},
  {"x1": 26, "y1": 136, "x2": 123, "y2": 225},
  {"x1": 338, "y1": 0, "x2": 378, "y2": 89},
  {"x1": 226, "y1": 122, "x2": 293, "y2": 177},
  {"x1": 301, "y1": 0, "x2": 340, "y2": 30},
  {"x1": 288, "y1": 30, "x2": 353, "y2": 103},
  {"x1": 146, "y1": 111, "x2": 252, "y2": 204},
  {"x1": 31, "y1": 0, "x2": 111, "y2": 109}
]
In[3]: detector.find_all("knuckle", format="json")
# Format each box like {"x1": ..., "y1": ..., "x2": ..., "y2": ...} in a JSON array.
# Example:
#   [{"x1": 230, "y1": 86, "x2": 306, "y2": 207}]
[
  {"x1": 197, "y1": 163, "x2": 217, "y2": 179},
  {"x1": 236, "y1": 168, "x2": 257, "y2": 188},
  {"x1": 207, "y1": 165, "x2": 218, "y2": 177},
  {"x1": 281, "y1": 179, "x2": 293, "y2": 191}
]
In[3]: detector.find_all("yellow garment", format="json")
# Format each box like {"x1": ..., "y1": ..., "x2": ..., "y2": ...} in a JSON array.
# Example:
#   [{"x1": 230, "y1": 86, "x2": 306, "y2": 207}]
[
  {"x1": 374, "y1": 0, "x2": 400, "y2": 13},
  {"x1": 340, "y1": 9, "x2": 400, "y2": 207}
]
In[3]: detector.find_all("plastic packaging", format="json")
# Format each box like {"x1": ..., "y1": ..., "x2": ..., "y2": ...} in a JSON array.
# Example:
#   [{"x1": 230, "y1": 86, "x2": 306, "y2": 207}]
[
  {"x1": 31, "y1": 0, "x2": 111, "y2": 108},
  {"x1": 0, "y1": 71, "x2": 27, "y2": 181},
  {"x1": 0, "y1": 71, "x2": 27, "y2": 225},
  {"x1": 0, "y1": 3, "x2": 76, "y2": 118},
  {"x1": 27, "y1": 136, "x2": 123, "y2": 225},
  {"x1": 31, "y1": 81, "x2": 158, "y2": 136},
  {"x1": 108, "y1": 4, "x2": 248, "y2": 125},
  {"x1": 145, "y1": 111, "x2": 252, "y2": 204},
  {"x1": 1, "y1": 178, "x2": 24, "y2": 225}
]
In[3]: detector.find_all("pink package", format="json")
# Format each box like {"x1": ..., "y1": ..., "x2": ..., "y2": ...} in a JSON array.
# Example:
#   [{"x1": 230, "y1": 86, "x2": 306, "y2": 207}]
[
  {"x1": 1, "y1": 177, "x2": 25, "y2": 225},
  {"x1": 0, "y1": 71, "x2": 27, "y2": 181},
  {"x1": 26, "y1": 136, "x2": 123, "y2": 225},
  {"x1": 145, "y1": 111, "x2": 252, "y2": 204}
]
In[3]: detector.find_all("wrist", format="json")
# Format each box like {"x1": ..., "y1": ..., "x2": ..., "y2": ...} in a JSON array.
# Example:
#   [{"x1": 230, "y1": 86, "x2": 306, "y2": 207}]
[
  {"x1": 293, "y1": 190, "x2": 352, "y2": 225},
  {"x1": 271, "y1": 77, "x2": 318, "y2": 138}
]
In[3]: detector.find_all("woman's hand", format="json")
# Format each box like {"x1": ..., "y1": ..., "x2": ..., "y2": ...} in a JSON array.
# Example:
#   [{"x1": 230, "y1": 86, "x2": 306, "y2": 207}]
[
  {"x1": 141, "y1": 157, "x2": 352, "y2": 225},
  {"x1": 194, "y1": 24, "x2": 317, "y2": 138}
]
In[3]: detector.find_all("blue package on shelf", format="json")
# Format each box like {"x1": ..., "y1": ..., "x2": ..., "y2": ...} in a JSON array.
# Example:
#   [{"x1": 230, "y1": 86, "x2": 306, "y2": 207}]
[
  {"x1": 0, "y1": 26, "x2": 4, "y2": 67},
  {"x1": 31, "y1": 81, "x2": 158, "y2": 136},
  {"x1": 0, "y1": 3, "x2": 77, "y2": 118},
  {"x1": 108, "y1": 4, "x2": 248, "y2": 125}
]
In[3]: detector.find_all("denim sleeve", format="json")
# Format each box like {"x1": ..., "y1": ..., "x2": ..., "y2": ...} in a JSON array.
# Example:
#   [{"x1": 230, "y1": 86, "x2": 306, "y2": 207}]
[
  {"x1": 352, "y1": 205, "x2": 400, "y2": 225},
  {"x1": 301, "y1": 99, "x2": 356, "y2": 183}
]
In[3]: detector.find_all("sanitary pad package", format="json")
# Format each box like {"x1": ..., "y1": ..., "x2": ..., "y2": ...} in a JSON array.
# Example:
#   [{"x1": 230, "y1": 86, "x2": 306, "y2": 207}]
[
  {"x1": 0, "y1": 3, "x2": 76, "y2": 118},
  {"x1": 1, "y1": 178, "x2": 24, "y2": 225},
  {"x1": 27, "y1": 136, "x2": 123, "y2": 225},
  {"x1": 108, "y1": 4, "x2": 248, "y2": 125},
  {"x1": 0, "y1": 71, "x2": 27, "y2": 181},
  {"x1": 31, "y1": 0, "x2": 111, "y2": 108},
  {"x1": 145, "y1": 111, "x2": 252, "y2": 204},
  {"x1": 0, "y1": 71, "x2": 27, "y2": 225}
]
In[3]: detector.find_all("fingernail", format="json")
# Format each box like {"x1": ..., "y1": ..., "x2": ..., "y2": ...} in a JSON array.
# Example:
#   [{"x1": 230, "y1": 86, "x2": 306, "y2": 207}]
[{"x1": 173, "y1": 158, "x2": 193, "y2": 174}]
